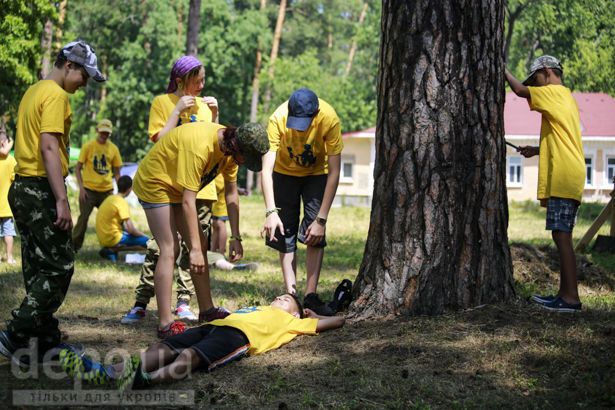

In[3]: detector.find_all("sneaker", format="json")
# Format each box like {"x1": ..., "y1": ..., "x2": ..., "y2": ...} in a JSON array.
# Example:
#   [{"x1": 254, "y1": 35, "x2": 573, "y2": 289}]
[
  {"x1": 59, "y1": 348, "x2": 111, "y2": 385},
  {"x1": 0, "y1": 330, "x2": 29, "y2": 366},
  {"x1": 536, "y1": 296, "x2": 582, "y2": 313},
  {"x1": 99, "y1": 248, "x2": 117, "y2": 262},
  {"x1": 198, "y1": 307, "x2": 231, "y2": 323},
  {"x1": 121, "y1": 307, "x2": 146, "y2": 324},
  {"x1": 327, "y1": 279, "x2": 353, "y2": 313},
  {"x1": 175, "y1": 303, "x2": 197, "y2": 322},
  {"x1": 531, "y1": 294, "x2": 557, "y2": 304},
  {"x1": 304, "y1": 293, "x2": 335, "y2": 316},
  {"x1": 115, "y1": 355, "x2": 151, "y2": 391},
  {"x1": 157, "y1": 320, "x2": 187, "y2": 339}
]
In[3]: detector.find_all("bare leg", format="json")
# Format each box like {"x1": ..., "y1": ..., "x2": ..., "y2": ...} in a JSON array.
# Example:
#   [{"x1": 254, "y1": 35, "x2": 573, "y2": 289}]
[
  {"x1": 175, "y1": 207, "x2": 214, "y2": 312},
  {"x1": 552, "y1": 231, "x2": 580, "y2": 304},
  {"x1": 211, "y1": 219, "x2": 228, "y2": 255},
  {"x1": 305, "y1": 246, "x2": 324, "y2": 294},
  {"x1": 280, "y1": 251, "x2": 297, "y2": 294},
  {"x1": 148, "y1": 347, "x2": 202, "y2": 384},
  {"x1": 110, "y1": 343, "x2": 177, "y2": 375},
  {"x1": 5, "y1": 236, "x2": 15, "y2": 263},
  {"x1": 144, "y1": 206, "x2": 180, "y2": 328}
]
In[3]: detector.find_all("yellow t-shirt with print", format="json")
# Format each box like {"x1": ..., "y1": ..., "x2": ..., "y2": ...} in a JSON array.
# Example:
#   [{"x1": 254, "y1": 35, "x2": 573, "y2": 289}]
[
  {"x1": 0, "y1": 154, "x2": 17, "y2": 218},
  {"x1": 148, "y1": 93, "x2": 216, "y2": 200},
  {"x1": 211, "y1": 173, "x2": 227, "y2": 217},
  {"x1": 78, "y1": 139, "x2": 123, "y2": 192},
  {"x1": 133, "y1": 122, "x2": 237, "y2": 204},
  {"x1": 528, "y1": 85, "x2": 585, "y2": 202},
  {"x1": 14, "y1": 80, "x2": 72, "y2": 177},
  {"x1": 267, "y1": 98, "x2": 343, "y2": 177},
  {"x1": 209, "y1": 306, "x2": 318, "y2": 356},
  {"x1": 96, "y1": 194, "x2": 130, "y2": 247}
]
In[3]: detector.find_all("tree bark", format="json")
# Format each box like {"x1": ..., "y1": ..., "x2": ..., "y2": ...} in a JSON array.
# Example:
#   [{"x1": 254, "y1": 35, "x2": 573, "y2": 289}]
[
  {"x1": 186, "y1": 0, "x2": 201, "y2": 56},
  {"x1": 344, "y1": 1, "x2": 369, "y2": 77},
  {"x1": 177, "y1": 0, "x2": 184, "y2": 50},
  {"x1": 352, "y1": 0, "x2": 515, "y2": 318},
  {"x1": 39, "y1": 19, "x2": 53, "y2": 79},
  {"x1": 53, "y1": 0, "x2": 68, "y2": 54},
  {"x1": 262, "y1": 0, "x2": 287, "y2": 115},
  {"x1": 247, "y1": 0, "x2": 267, "y2": 195}
]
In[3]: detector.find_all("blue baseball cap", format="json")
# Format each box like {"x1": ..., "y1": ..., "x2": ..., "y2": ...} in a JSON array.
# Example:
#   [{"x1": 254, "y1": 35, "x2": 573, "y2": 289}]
[{"x1": 286, "y1": 88, "x2": 319, "y2": 131}]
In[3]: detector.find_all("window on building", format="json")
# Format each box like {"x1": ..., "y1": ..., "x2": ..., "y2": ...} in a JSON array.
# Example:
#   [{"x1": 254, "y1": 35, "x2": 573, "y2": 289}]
[
  {"x1": 507, "y1": 156, "x2": 522, "y2": 185},
  {"x1": 340, "y1": 156, "x2": 355, "y2": 183},
  {"x1": 585, "y1": 157, "x2": 593, "y2": 186},
  {"x1": 607, "y1": 157, "x2": 615, "y2": 185}
]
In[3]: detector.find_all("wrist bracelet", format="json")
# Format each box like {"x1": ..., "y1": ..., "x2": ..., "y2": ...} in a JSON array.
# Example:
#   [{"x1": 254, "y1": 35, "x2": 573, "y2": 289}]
[
  {"x1": 230, "y1": 235, "x2": 242, "y2": 242},
  {"x1": 265, "y1": 207, "x2": 281, "y2": 217}
]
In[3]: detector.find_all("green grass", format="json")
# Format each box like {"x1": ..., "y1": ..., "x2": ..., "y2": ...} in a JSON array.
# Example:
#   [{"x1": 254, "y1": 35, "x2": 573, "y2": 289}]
[{"x1": 0, "y1": 196, "x2": 613, "y2": 408}]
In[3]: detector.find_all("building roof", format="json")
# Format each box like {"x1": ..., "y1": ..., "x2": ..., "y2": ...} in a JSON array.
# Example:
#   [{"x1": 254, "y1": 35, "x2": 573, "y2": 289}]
[
  {"x1": 505, "y1": 92, "x2": 615, "y2": 137},
  {"x1": 343, "y1": 92, "x2": 615, "y2": 138}
]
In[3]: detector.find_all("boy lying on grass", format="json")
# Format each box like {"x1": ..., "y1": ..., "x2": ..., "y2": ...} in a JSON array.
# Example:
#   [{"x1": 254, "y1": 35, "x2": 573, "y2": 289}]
[{"x1": 60, "y1": 294, "x2": 345, "y2": 390}]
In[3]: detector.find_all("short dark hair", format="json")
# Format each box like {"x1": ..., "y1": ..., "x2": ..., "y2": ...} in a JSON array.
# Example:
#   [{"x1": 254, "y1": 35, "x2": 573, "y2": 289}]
[
  {"x1": 117, "y1": 175, "x2": 132, "y2": 193},
  {"x1": 286, "y1": 293, "x2": 304, "y2": 318}
]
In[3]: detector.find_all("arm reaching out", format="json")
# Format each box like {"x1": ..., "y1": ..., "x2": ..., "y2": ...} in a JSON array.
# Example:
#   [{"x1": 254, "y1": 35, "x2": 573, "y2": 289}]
[
  {"x1": 505, "y1": 68, "x2": 530, "y2": 99},
  {"x1": 304, "y1": 308, "x2": 345, "y2": 332}
]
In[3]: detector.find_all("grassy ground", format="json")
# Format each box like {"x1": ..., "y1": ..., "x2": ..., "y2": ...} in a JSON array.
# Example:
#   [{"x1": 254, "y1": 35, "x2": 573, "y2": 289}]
[{"x1": 0, "y1": 196, "x2": 614, "y2": 409}]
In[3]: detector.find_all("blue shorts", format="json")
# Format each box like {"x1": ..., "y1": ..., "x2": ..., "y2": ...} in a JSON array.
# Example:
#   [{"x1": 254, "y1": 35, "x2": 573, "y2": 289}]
[
  {"x1": 0, "y1": 217, "x2": 16, "y2": 237},
  {"x1": 546, "y1": 198, "x2": 579, "y2": 233},
  {"x1": 118, "y1": 232, "x2": 149, "y2": 248},
  {"x1": 212, "y1": 215, "x2": 229, "y2": 222}
]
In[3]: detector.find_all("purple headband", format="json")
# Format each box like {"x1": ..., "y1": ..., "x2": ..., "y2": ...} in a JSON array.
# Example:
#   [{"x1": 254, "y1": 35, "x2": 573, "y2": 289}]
[{"x1": 166, "y1": 55, "x2": 203, "y2": 93}]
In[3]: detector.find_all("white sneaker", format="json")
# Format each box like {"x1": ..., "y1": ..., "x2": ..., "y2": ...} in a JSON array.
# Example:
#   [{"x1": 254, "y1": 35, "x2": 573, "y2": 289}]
[
  {"x1": 120, "y1": 307, "x2": 146, "y2": 324},
  {"x1": 175, "y1": 304, "x2": 197, "y2": 322}
]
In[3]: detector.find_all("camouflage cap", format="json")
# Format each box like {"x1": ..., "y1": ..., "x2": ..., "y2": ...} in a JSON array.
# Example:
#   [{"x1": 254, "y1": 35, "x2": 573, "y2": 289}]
[
  {"x1": 522, "y1": 55, "x2": 563, "y2": 85},
  {"x1": 236, "y1": 122, "x2": 269, "y2": 172}
]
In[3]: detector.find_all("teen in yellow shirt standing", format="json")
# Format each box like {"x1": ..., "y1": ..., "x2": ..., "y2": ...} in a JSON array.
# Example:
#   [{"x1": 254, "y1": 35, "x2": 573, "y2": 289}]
[
  {"x1": 121, "y1": 56, "x2": 219, "y2": 326},
  {"x1": 262, "y1": 88, "x2": 343, "y2": 316},
  {"x1": 73, "y1": 119, "x2": 122, "y2": 251},
  {"x1": 0, "y1": 138, "x2": 17, "y2": 264},
  {"x1": 505, "y1": 55, "x2": 585, "y2": 313},
  {"x1": 0, "y1": 40, "x2": 105, "y2": 364}
]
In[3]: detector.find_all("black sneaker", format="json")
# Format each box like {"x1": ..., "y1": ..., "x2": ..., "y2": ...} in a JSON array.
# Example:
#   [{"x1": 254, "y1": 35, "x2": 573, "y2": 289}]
[
  {"x1": 327, "y1": 279, "x2": 353, "y2": 313},
  {"x1": 0, "y1": 330, "x2": 30, "y2": 366},
  {"x1": 303, "y1": 293, "x2": 335, "y2": 316}
]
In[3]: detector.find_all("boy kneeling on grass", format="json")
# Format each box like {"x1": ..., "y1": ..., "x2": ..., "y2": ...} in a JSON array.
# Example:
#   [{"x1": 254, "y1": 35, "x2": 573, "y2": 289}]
[{"x1": 59, "y1": 294, "x2": 345, "y2": 389}]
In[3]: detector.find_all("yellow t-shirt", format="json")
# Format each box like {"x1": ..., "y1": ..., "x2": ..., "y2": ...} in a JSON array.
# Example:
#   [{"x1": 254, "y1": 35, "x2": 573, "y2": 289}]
[
  {"x1": 133, "y1": 122, "x2": 238, "y2": 204},
  {"x1": 267, "y1": 98, "x2": 343, "y2": 176},
  {"x1": 78, "y1": 139, "x2": 123, "y2": 192},
  {"x1": 148, "y1": 93, "x2": 216, "y2": 200},
  {"x1": 0, "y1": 155, "x2": 17, "y2": 218},
  {"x1": 14, "y1": 80, "x2": 72, "y2": 177},
  {"x1": 209, "y1": 306, "x2": 318, "y2": 356},
  {"x1": 528, "y1": 85, "x2": 585, "y2": 202},
  {"x1": 96, "y1": 194, "x2": 130, "y2": 247},
  {"x1": 211, "y1": 173, "x2": 227, "y2": 217}
]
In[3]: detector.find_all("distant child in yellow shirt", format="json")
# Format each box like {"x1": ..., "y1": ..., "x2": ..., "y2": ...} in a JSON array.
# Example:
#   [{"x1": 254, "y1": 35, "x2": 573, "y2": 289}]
[
  {"x1": 96, "y1": 176, "x2": 149, "y2": 262},
  {"x1": 60, "y1": 293, "x2": 345, "y2": 389},
  {"x1": 505, "y1": 55, "x2": 585, "y2": 313},
  {"x1": 0, "y1": 138, "x2": 17, "y2": 264}
]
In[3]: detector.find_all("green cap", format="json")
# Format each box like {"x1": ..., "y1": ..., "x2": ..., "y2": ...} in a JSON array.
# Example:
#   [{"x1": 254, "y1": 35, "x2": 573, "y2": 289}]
[{"x1": 236, "y1": 122, "x2": 269, "y2": 172}]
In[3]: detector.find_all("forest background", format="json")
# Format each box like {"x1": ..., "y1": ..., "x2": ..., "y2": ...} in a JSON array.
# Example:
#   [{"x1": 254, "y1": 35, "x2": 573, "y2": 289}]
[{"x1": 1, "y1": 0, "x2": 614, "y2": 178}]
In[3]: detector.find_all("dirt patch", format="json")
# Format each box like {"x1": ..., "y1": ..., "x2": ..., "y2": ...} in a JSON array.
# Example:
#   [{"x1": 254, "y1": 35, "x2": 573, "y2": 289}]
[{"x1": 511, "y1": 242, "x2": 615, "y2": 292}]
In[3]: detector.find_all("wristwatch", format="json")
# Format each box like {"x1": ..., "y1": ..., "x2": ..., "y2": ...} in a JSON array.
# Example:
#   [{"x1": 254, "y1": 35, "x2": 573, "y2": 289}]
[{"x1": 316, "y1": 217, "x2": 327, "y2": 226}]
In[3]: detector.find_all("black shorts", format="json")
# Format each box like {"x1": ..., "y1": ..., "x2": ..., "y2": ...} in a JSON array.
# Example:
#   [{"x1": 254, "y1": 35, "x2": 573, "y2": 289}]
[
  {"x1": 266, "y1": 172, "x2": 327, "y2": 253},
  {"x1": 161, "y1": 325, "x2": 250, "y2": 372}
]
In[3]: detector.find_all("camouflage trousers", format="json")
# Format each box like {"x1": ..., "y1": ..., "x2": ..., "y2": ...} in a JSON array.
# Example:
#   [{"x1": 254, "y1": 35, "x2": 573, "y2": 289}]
[
  {"x1": 7, "y1": 177, "x2": 74, "y2": 349},
  {"x1": 134, "y1": 199, "x2": 213, "y2": 305}
]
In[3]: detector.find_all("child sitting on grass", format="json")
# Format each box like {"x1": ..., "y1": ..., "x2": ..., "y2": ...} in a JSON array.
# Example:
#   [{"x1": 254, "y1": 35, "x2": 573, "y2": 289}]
[{"x1": 59, "y1": 293, "x2": 345, "y2": 389}]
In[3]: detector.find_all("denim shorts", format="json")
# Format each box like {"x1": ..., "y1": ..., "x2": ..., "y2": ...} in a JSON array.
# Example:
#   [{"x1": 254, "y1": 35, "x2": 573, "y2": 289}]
[
  {"x1": 138, "y1": 199, "x2": 180, "y2": 209},
  {"x1": 0, "y1": 217, "x2": 16, "y2": 237},
  {"x1": 546, "y1": 198, "x2": 579, "y2": 233}
]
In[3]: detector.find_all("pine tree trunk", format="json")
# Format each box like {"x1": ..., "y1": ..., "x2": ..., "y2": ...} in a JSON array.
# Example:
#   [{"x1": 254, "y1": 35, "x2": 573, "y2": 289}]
[
  {"x1": 262, "y1": 0, "x2": 287, "y2": 114},
  {"x1": 344, "y1": 1, "x2": 369, "y2": 77},
  {"x1": 186, "y1": 0, "x2": 201, "y2": 56},
  {"x1": 53, "y1": 0, "x2": 68, "y2": 54},
  {"x1": 352, "y1": 0, "x2": 515, "y2": 318},
  {"x1": 39, "y1": 19, "x2": 53, "y2": 79}
]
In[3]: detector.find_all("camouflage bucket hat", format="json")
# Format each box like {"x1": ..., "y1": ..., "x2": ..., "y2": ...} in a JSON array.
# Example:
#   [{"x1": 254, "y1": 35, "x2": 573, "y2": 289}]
[
  {"x1": 522, "y1": 55, "x2": 563, "y2": 85},
  {"x1": 236, "y1": 122, "x2": 269, "y2": 172}
]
